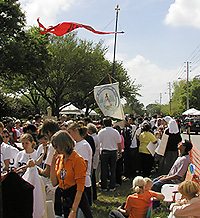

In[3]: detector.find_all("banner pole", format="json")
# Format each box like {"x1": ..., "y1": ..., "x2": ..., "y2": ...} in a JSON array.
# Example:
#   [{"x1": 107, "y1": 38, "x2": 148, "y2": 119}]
[{"x1": 112, "y1": 5, "x2": 120, "y2": 78}]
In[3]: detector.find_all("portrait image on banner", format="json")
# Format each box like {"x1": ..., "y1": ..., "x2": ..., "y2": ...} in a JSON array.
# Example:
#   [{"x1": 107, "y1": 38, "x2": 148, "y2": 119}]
[{"x1": 94, "y1": 82, "x2": 124, "y2": 120}]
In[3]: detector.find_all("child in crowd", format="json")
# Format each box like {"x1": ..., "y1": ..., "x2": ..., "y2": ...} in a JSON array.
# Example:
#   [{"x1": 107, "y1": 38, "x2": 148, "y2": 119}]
[
  {"x1": 109, "y1": 176, "x2": 164, "y2": 218},
  {"x1": 144, "y1": 177, "x2": 153, "y2": 191},
  {"x1": 14, "y1": 133, "x2": 44, "y2": 175},
  {"x1": 36, "y1": 130, "x2": 49, "y2": 169},
  {"x1": 36, "y1": 130, "x2": 56, "y2": 201},
  {"x1": 168, "y1": 180, "x2": 200, "y2": 218}
]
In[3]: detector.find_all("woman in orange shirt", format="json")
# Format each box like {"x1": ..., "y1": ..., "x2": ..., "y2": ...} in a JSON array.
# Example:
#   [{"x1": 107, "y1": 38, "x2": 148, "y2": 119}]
[
  {"x1": 109, "y1": 176, "x2": 164, "y2": 218},
  {"x1": 50, "y1": 130, "x2": 93, "y2": 218}
]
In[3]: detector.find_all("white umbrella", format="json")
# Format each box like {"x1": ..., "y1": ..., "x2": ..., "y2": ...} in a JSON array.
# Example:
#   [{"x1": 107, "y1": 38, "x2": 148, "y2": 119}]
[{"x1": 182, "y1": 108, "x2": 200, "y2": 116}]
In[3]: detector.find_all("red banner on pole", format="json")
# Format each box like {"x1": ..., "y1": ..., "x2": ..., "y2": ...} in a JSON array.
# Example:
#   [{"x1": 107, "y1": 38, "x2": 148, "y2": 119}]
[{"x1": 37, "y1": 18, "x2": 124, "y2": 36}]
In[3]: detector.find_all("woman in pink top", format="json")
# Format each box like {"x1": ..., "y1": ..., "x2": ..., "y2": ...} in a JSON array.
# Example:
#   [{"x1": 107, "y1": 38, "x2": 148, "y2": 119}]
[{"x1": 169, "y1": 180, "x2": 200, "y2": 218}]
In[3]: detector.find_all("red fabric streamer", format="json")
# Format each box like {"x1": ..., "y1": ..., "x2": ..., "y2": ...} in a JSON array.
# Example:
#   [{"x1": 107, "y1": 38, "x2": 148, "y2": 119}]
[{"x1": 37, "y1": 18, "x2": 124, "y2": 36}]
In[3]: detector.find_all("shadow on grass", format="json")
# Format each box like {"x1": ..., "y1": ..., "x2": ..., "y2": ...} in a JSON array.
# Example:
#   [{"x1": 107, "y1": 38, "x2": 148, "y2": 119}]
[
  {"x1": 92, "y1": 180, "x2": 132, "y2": 218},
  {"x1": 92, "y1": 179, "x2": 169, "y2": 218}
]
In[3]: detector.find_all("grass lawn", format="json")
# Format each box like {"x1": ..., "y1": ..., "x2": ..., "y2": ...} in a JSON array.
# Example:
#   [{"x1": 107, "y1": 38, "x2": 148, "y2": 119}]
[{"x1": 91, "y1": 179, "x2": 169, "y2": 218}]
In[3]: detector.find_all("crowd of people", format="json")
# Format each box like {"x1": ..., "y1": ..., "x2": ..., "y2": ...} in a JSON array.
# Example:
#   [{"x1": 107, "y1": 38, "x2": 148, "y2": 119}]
[{"x1": 1, "y1": 113, "x2": 200, "y2": 218}]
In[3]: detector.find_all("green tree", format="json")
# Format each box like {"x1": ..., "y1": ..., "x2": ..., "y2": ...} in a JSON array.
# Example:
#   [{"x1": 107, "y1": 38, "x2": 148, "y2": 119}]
[
  {"x1": 166, "y1": 77, "x2": 200, "y2": 115},
  {"x1": 170, "y1": 80, "x2": 186, "y2": 115},
  {"x1": 28, "y1": 34, "x2": 111, "y2": 117},
  {"x1": 0, "y1": 26, "x2": 50, "y2": 114},
  {"x1": 0, "y1": 0, "x2": 26, "y2": 75},
  {"x1": 24, "y1": 33, "x2": 140, "y2": 117},
  {"x1": 146, "y1": 103, "x2": 161, "y2": 116},
  {"x1": 189, "y1": 77, "x2": 200, "y2": 110}
]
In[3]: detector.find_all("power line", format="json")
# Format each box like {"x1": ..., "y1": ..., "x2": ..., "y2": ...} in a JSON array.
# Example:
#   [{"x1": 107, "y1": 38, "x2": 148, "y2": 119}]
[
  {"x1": 191, "y1": 56, "x2": 200, "y2": 66},
  {"x1": 187, "y1": 44, "x2": 200, "y2": 62},
  {"x1": 173, "y1": 43, "x2": 200, "y2": 81},
  {"x1": 102, "y1": 18, "x2": 115, "y2": 31},
  {"x1": 176, "y1": 64, "x2": 185, "y2": 79}
]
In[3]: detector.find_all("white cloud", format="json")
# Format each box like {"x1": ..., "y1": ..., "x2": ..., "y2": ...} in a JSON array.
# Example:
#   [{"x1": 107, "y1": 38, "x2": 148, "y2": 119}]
[
  {"x1": 19, "y1": 0, "x2": 77, "y2": 26},
  {"x1": 124, "y1": 55, "x2": 176, "y2": 106},
  {"x1": 165, "y1": 0, "x2": 200, "y2": 28},
  {"x1": 105, "y1": 51, "x2": 177, "y2": 106}
]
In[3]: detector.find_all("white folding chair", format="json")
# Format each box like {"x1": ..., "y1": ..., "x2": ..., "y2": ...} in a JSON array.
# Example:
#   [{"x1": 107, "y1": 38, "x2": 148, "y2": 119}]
[{"x1": 161, "y1": 184, "x2": 181, "y2": 202}]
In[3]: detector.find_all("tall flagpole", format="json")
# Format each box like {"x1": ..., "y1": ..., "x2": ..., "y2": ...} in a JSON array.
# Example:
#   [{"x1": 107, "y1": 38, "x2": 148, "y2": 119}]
[{"x1": 112, "y1": 5, "x2": 120, "y2": 79}]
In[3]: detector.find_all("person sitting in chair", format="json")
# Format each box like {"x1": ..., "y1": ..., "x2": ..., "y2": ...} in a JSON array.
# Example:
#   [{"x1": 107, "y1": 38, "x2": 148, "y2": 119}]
[{"x1": 152, "y1": 139, "x2": 193, "y2": 193}]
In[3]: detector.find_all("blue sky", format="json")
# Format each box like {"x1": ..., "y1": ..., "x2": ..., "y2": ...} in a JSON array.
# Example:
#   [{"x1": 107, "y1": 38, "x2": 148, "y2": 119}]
[{"x1": 19, "y1": 0, "x2": 200, "y2": 106}]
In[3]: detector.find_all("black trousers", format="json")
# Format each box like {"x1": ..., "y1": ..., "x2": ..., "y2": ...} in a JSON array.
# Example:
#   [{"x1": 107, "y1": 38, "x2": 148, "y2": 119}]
[
  {"x1": 85, "y1": 186, "x2": 92, "y2": 206},
  {"x1": 109, "y1": 210, "x2": 127, "y2": 218},
  {"x1": 54, "y1": 185, "x2": 93, "y2": 218},
  {"x1": 116, "y1": 154, "x2": 124, "y2": 185},
  {"x1": 91, "y1": 169, "x2": 97, "y2": 201},
  {"x1": 124, "y1": 148, "x2": 139, "y2": 178},
  {"x1": 100, "y1": 150, "x2": 117, "y2": 189},
  {"x1": 139, "y1": 152, "x2": 154, "y2": 177}
]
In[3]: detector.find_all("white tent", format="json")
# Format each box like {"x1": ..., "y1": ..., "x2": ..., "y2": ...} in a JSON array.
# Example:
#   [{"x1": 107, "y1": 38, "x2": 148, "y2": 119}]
[
  {"x1": 59, "y1": 104, "x2": 83, "y2": 115},
  {"x1": 82, "y1": 108, "x2": 98, "y2": 116},
  {"x1": 182, "y1": 108, "x2": 200, "y2": 116},
  {"x1": 193, "y1": 110, "x2": 200, "y2": 116}
]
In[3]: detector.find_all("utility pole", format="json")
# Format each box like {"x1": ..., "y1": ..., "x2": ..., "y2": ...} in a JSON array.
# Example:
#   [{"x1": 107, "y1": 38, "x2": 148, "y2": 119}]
[
  {"x1": 185, "y1": 61, "x2": 191, "y2": 141},
  {"x1": 168, "y1": 82, "x2": 172, "y2": 114},
  {"x1": 186, "y1": 61, "x2": 190, "y2": 110},
  {"x1": 112, "y1": 4, "x2": 120, "y2": 78},
  {"x1": 159, "y1": 93, "x2": 162, "y2": 105},
  {"x1": 159, "y1": 93, "x2": 162, "y2": 115}
]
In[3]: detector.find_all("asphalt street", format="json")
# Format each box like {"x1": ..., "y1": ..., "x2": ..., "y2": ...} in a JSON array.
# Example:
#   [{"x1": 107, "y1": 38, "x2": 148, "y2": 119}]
[{"x1": 182, "y1": 133, "x2": 200, "y2": 149}]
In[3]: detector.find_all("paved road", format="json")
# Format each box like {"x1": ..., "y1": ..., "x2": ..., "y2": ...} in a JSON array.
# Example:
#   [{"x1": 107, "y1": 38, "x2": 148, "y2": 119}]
[{"x1": 182, "y1": 133, "x2": 200, "y2": 149}]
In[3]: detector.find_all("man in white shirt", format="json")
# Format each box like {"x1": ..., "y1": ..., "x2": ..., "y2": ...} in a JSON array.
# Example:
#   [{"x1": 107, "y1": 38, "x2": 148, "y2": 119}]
[{"x1": 98, "y1": 117, "x2": 121, "y2": 191}]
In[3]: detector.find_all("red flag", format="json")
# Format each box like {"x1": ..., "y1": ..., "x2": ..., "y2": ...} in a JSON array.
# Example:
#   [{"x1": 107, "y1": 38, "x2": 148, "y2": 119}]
[{"x1": 37, "y1": 18, "x2": 124, "y2": 36}]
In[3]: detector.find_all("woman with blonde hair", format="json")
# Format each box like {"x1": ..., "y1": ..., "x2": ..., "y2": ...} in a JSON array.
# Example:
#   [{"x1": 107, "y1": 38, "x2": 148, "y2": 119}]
[
  {"x1": 109, "y1": 176, "x2": 164, "y2": 218},
  {"x1": 169, "y1": 181, "x2": 200, "y2": 218},
  {"x1": 50, "y1": 130, "x2": 93, "y2": 218}
]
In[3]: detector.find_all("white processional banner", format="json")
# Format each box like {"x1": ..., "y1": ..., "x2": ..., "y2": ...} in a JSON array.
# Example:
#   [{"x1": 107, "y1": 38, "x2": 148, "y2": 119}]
[{"x1": 94, "y1": 82, "x2": 125, "y2": 120}]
